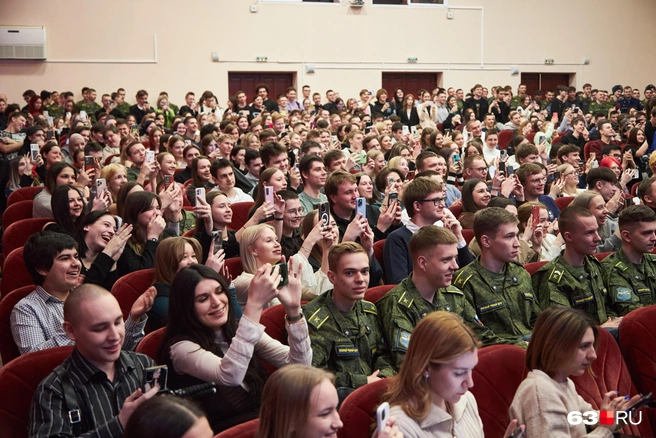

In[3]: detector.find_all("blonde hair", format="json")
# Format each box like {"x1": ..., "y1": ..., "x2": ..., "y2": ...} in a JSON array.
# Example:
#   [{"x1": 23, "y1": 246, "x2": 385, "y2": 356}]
[
  {"x1": 256, "y1": 365, "x2": 335, "y2": 438},
  {"x1": 153, "y1": 237, "x2": 202, "y2": 285},
  {"x1": 384, "y1": 311, "x2": 480, "y2": 421},
  {"x1": 99, "y1": 163, "x2": 127, "y2": 198},
  {"x1": 240, "y1": 224, "x2": 277, "y2": 274}
]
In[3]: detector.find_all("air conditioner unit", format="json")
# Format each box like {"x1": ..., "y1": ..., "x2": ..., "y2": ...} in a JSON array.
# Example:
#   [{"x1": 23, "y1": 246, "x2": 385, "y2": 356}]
[{"x1": 0, "y1": 26, "x2": 46, "y2": 60}]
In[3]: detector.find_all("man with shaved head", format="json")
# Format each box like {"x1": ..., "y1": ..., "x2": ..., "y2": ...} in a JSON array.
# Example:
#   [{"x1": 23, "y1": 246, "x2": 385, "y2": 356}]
[{"x1": 30, "y1": 284, "x2": 159, "y2": 438}]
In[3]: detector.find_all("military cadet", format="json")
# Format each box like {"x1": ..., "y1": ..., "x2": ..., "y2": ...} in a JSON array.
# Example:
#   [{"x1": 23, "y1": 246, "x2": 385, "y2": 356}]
[
  {"x1": 76, "y1": 88, "x2": 101, "y2": 123},
  {"x1": 602, "y1": 205, "x2": 656, "y2": 316},
  {"x1": 532, "y1": 206, "x2": 620, "y2": 329},
  {"x1": 377, "y1": 226, "x2": 514, "y2": 370},
  {"x1": 453, "y1": 207, "x2": 539, "y2": 345},
  {"x1": 303, "y1": 242, "x2": 395, "y2": 390}
]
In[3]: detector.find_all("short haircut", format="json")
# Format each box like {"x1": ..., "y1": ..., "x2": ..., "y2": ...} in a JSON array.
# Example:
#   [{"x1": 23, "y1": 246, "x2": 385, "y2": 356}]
[
  {"x1": 210, "y1": 158, "x2": 233, "y2": 179},
  {"x1": 409, "y1": 226, "x2": 457, "y2": 262},
  {"x1": 463, "y1": 153, "x2": 485, "y2": 170},
  {"x1": 324, "y1": 170, "x2": 356, "y2": 205},
  {"x1": 473, "y1": 207, "x2": 518, "y2": 243},
  {"x1": 515, "y1": 163, "x2": 543, "y2": 185},
  {"x1": 639, "y1": 177, "x2": 656, "y2": 203},
  {"x1": 416, "y1": 151, "x2": 439, "y2": 172},
  {"x1": 570, "y1": 116, "x2": 585, "y2": 126},
  {"x1": 63, "y1": 283, "x2": 115, "y2": 326},
  {"x1": 323, "y1": 150, "x2": 345, "y2": 168},
  {"x1": 24, "y1": 231, "x2": 78, "y2": 286},
  {"x1": 300, "y1": 140, "x2": 322, "y2": 155},
  {"x1": 299, "y1": 155, "x2": 323, "y2": 184},
  {"x1": 515, "y1": 144, "x2": 539, "y2": 161},
  {"x1": 260, "y1": 142, "x2": 286, "y2": 166},
  {"x1": 402, "y1": 177, "x2": 442, "y2": 215},
  {"x1": 526, "y1": 306, "x2": 598, "y2": 378},
  {"x1": 600, "y1": 143, "x2": 621, "y2": 156},
  {"x1": 586, "y1": 167, "x2": 617, "y2": 188},
  {"x1": 328, "y1": 242, "x2": 366, "y2": 272},
  {"x1": 556, "y1": 144, "x2": 580, "y2": 162},
  {"x1": 558, "y1": 206, "x2": 594, "y2": 235},
  {"x1": 618, "y1": 204, "x2": 656, "y2": 231},
  {"x1": 244, "y1": 148, "x2": 260, "y2": 166}
]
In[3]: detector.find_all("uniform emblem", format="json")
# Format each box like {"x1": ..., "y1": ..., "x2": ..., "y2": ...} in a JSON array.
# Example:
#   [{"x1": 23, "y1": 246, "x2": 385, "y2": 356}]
[
  {"x1": 616, "y1": 287, "x2": 632, "y2": 302},
  {"x1": 396, "y1": 330, "x2": 411, "y2": 350},
  {"x1": 335, "y1": 345, "x2": 359, "y2": 356}
]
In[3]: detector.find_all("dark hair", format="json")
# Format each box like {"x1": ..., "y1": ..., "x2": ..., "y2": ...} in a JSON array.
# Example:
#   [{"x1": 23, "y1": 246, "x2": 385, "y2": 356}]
[
  {"x1": 586, "y1": 167, "x2": 617, "y2": 188},
  {"x1": 123, "y1": 191, "x2": 161, "y2": 253},
  {"x1": 123, "y1": 396, "x2": 205, "y2": 438},
  {"x1": 473, "y1": 207, "x2": 518, "y2": 244},
  {"x1": 51, "y1": 184, "x2": 85, "y2": 237},
  {"x1": 244, "y1": 148, "x2": 260, "y2": 166},
  {"x1": 44, "y1": 161, "x2": 76, "y2": 194},
  {"x1": 299, "y1": 155, "x2": 323, "y2": 184},
  {"x1": 158, "y1": 265, "x2": 267, "y2": 395},
  {"x1": 488, "y1": 197, "x2": 516, "y2": 210},
  {"x1": 618, "y1": 204, "x2": 656, "y2": 231},
  {"x1": 461, "y1": 178, "x2": 485, "y2": 214},
  {"x1": 260, "y1": 142, "x2": 287, "y2": 166},
  {"x1": 375, "y1": 167, "x2": 405, "y2": 193},
  {"x1": 116, "y1": 182, "x2": 142, "y2": 218},
  {"x1": 24, "y1": 231, "x2": 78, "y2": 286},
  {"x1": 77, "y1": 210, "x2": 117, "y2": 258}
]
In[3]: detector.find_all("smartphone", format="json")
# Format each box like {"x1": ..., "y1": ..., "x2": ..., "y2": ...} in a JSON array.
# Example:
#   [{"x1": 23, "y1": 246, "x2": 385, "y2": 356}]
[
  {"x1": 444, "y1": 128, "x2": 452, "y2": 136},
  {"x1": 46, "y1": 130, "x2": 55, "y2": 140},
  {"x1": 377, "y1": 402, "x2": 390, "y2": 434},
  {"x1": 131, "y1": 123, "x2": 139, "y2": 133},
  {"x1": 507, "y1": 427, "x2": 523, "y2": 438},
  {"x1": 84, "y1": 155, "x2": 95, "y2": 172},
  {"x1": 280, "y1": 131, "x2": 288, "y2": 138},
  {"x1": 532, "y1": 205, "x2": 540, "y2": 229},
  {"x1": 539, "y1": 136, "x2": 546, "y2": 146},
  {"x1": 96, "y1": 178, "x2": 107, "y2": 192},
  {"x1": 110, "y1": 99, "x2": 114, "y2": 105},
  {"x1": 79, "y1": 110, "x2": 88, "y2": 122},
  {"x1": 195, "y1": 187, "x2": 206, "y2": 206},
  {"x1": 331, "y1": 135, "x2": 338, "y2": 143},
  {"x1": 552, "y1": 112, "x2": 558, "y2": 119},
  {"x1": 402, "y1": 125, "x2": 409, "y2": 136},
  {"x1": 47, "y1": 116, "x2": 54, "y2": 125},
  {"x1": 388, "y1": 192, "x2": 398, "y2": 206},
  {"x1": 163, "y1": 175, "x2": 173, "y2": 189},
  {"x1": 632, "y1": 168, "x2": 639, "y2": 178},
  {"x1": 274, "y1": 262, "x2": 288, "y2": 288},
  {"x1": 293, "y1": 162, "x2": 299, "y2": 172},
  {"x1": 500, "y1": 150, "x2": 508, "y2": 161},
  {"x1": 499, "y1": 161, "x2": 506, "y2": 173},
  {"x1": 387, "y1": 176, "x2": 396, "y2": 187},
  {"x1": 573, "y1": 108, "x2": 579, "y2": 113},
  {"x1": 146, "y1": 150, "x2": 155, "y2": 163},
  {"x1": 211, "y1": 231, "x2": 223, "y2": 254},
  {"x1": 264, "y1": 185, "x2": 274, "y2": 205},
  {"x1": 357, "y1": 152, "x2": 367, "y2": 165},
  {"x1": 589, "y1": 152, "x2": 596, "y2": 161},
  {"x1": 452, "y1": 153, "x2": 460, "y2": 163},
  {"x1": 507, "y1": 165, "x2": 515, "y2": 176},
  {"x1": 627, "y1": 392, "x2": 652, "y2": 412},
  {"x1": 66, "y1": 111, "x2": 72, "y2": 119},
  {"x1": 319, "y1": 202, "x2": 330, "y2": 226},
  {"x1": 142, "y1": 365, "x2": 168, "y2": 393},
  {"x1": 553, "y1": 171, "x2": 561, "y2": 180},
  {"x1": 411, "y1": 126, "x2": 418, "y2": 136},
  {"x1": 43, "y1": 110, "x2": 49, "y2": 118},
  {"x1": 184, "y1": 139, "x2": 192, "y2": 147},
  {"x1": 30, "y1": 144, "x2": 40, "y2": 161},
  {"x1": 355, "y1": 197, "x2": 367, "y2": 219}
]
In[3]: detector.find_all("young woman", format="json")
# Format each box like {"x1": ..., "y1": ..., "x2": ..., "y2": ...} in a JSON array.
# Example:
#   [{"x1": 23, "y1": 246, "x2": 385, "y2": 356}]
[
  {"x1": 158, "y1": 262, "x2": 311, "y2": 433},
  {"x1": 99, "y1": 163, "x2": 128, "y2": 203},
  {"x1": 144, "y1": 126, "x2": 163, "y2": 152},
  {"x1": 167, "y1": 135, "x2": 187, "y2": 168},
  {"x1": 155, "y1": 96, "x2": 175, "y2": 128},
  {"x1": 379, "y1": 134, "x2": 394, "y2": 156},
  {"x1": 230, "y1": 145, "x2": 247, "y2": 173},
  {"x1": 384, "y1": 311, "x2": 523, "y2": 438},
  {"x1": 257, "y1": 364, "x2": 401, "y2": 438},
  {"x1": 77, "y1": 210, "x2": 132, "y2": 291},
  {"x1": 509, "y1": 306, "x2": 638, "y2": 438},
  {"x1": 388, "y1": 156, "x2": 410, "y2": 178},
  {"x1": 185, "y1": 156, "x2": 215, "y2": 204},
  {"x1": 458, "y1": 179, "x2": 491, "y2": 229},
  {"x1": 33, "y1": 162, "x2": 85, "y2": 218},
  {"x1": 117, "y1": 191, "x2": 166, "y2": 276},
  {"x1": 517, "y1": 201, "x2": 559, "y2": 262},
  {"x1": 242, "y1": 132, "x2": 260, "y2": 150},
  {"x1": 124, "y1": 396, "x2": 214, "y2": 438},
  {"x1": 44, "y1": 183, "x2": 109, "y2": 237},
  {"x1": 200, "y1": 134, "x2": 220, "y2": 160},
  {"x1": 248, "y1": 167, "x2": 287, "y2": 218},
  {"x1": 558, "y1": 164, "x2": 585, "y2": 197},
  {"x1": 367, "y1": 150, "x2": 386, "y2": 179},
  {"x1": 154, "y1": 152, "x2": 177, "y2": 189},
  {"x1": 399, "y1": 94, "x2": 420, "y2": 128},
  {"x1": 571, "y1": 191, "x2": 621, "y2": 253},
  {"x1": 5, "y1": 155, "x2": 33, "y2": 201}
]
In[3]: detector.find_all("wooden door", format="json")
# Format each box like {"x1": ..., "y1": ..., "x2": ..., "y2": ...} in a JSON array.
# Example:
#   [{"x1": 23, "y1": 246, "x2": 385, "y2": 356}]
[
  {"x1": 382, "y1": 72, "x2": 440, "y2": 99},
  {"x1": 520, "y1": 73, "x2": 540, "y2": 96},
  {"x1": 228, "y1": 72, "x2": 295, "y2": 102},
  {"x1": 521, "y1": 73, "x2": 572, "y2": 96}
]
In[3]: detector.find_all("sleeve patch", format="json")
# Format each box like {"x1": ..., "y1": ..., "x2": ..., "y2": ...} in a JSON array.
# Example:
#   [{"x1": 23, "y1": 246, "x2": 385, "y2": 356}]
[
  {"x1": 395, "y1": 330, "x2": 411, "y2": 351},
  {"x1": 615, "y1": 287, "x2": 633, "y2": 302}
]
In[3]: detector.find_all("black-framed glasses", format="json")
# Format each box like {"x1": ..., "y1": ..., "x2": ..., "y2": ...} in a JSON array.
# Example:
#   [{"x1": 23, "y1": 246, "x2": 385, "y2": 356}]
[{"x1": 419, "y1": 197, "x2": 445, "y2": 206}]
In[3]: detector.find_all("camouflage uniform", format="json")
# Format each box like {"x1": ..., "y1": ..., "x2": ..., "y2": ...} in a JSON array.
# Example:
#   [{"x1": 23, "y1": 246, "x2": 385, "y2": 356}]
[
  {"x1": 601, "y1": 249, "x2": 656, "y2": 316},
  {"x1": 46, "y1": 104, "x2": 64, "y2": 119},
  {"x1": 377, "y1": 276, "x2": 520, "y2": 369},
  {"x1": 117, "y1": 102, "x2": 131, "y2": 117},
  {"x1": 303, "y1": 290, "x2": 395, "y2": 389},
  {"x1": 510, "y1": 95, "x2": 523, "y2": 111},
  {"x1": 453, "y1": 259, "x2": 539, "y2": 344},
  {"x1": 588, "y1": 101, "x2": 613, "y2": 116},
  {"x1": 77, "y1": 101, "x2": 101, "y2": 122},
  {"x1": 532, "y1": 255, "x2": 615, "y2": 325}
]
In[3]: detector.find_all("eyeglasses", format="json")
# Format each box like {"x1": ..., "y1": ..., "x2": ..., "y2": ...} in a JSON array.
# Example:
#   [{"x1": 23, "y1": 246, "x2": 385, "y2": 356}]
[
  {"x1": 285, "y1": 207, "x2": 306, "y2": 216},
  {"x1": 529, "y1": 177, "x2": 547, "y2": 184},
  {"x1": 472, "y1": 167, "x2": 488, "y2": 173},
  {"x1": 419, "y1": 197, "x2": 445, "y2": 206}
]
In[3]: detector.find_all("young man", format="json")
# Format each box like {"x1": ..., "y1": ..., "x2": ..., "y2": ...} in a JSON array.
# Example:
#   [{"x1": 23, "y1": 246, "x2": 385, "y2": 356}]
[
  {"x1": 516, "y1": 163, "x2": 560, "y2": 220},
  {"x1": 377, "y1": 226, "x2": 508, "y2": 369},
  {"x1": 102, "y1": 125, "x2": 121, "y2": 160},
  {"x1": 259, "y1": 142, "x2": 302, "y2": 193},
  {"x1": 216, "y1": 134, "x2": 235, "y2": 160},
  {"x1": 11, "y1": 232, "x2": 153, "y2": 355},
  {"x1": 453, "y1": 208, "x2": 539, "y2": 345},
  {"x1": 179, "y1": 91, "x2": 199, "y2": 117},
  {"x1": 285, "y1": 86, "x2": 303, "y2": 112},
  {"x1": 244, "y1": 148, "x2": 262, "y2": 189},
  {"x1": 482, "y1": 130, "x2": 500, "y2": 164},
  {"x1": 298, "y1": 155, "x2": 327, "y2": 217},
  {"x1": 532, "y1": 206, "x2": 620, "y2": 330},
  {"x1": 585, "y1": 119, "x2": 619, "y2": 160},
  {"x1": 617, "y1": 85, "x2": 643, "y2": 114},
  {"x1": 29, "y1": 284, "x2": 158, "y2": 437},
  {"x1": 602, "y1": 205, "x2": 656, "y2": 316},
  {"x1": 462, "y1": 84, "x2": 489, "y2": 121},
  {"x1": 550, "y1": 85, "x2": 569, "y2": 122},
  {"x1": 303, "y1": 243, "x2": 395, "y2": 389},
  {"x1": 560, "y1": 116, "x2": 587, "y2": 149},
  {"x1": 62, "y1": 133, "x2": 86, "y2": 165},
  {"x1": 463, "y1": 154, "x2": 489, "y2": 181},
  {"x1": 502, "y1": 111, "x2": 522, "y2": 131},
  {"x1": 129, "y1": 89, "x2": 153, "y2": 124},
  {"x1": 324, "y1": 150, "x2": 347, "y2": 173},
  {"x1": 278, "y1": 189, "x2": 322, "y2": 263},
  {"x1": 211, "y1": 158, "x2": 253, "y2": 203},
  {"x1": 183, "y1": 116, "x2": 200, "y2": 145},
  {"x1": 255, "y1": 84, "x2": 278, "y2": 113}
]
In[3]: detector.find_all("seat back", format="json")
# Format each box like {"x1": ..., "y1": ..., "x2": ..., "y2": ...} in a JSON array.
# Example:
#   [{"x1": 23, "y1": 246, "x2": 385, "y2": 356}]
[
  {"x1": 524, "y1": 261, "x2": 548, "y2": 276},
  {"x1": 225, "y1": 258, "x2": 244, "y2": 280},
  {"x1": 498, "y1": 130, "x2": 513, "y2": 149},
  {"x1": 260, "y1": 304, "x2": 288, "y2": 344},
  {"x1": 135, "y1": 327, "x2": 166, "y2": 362},
  {"x1": 110, "y1": 268, "x2": 155, "y2": 321},
  {"x1": 230, "y1": 202, "x2": 255, "y2": 231},
  {"x1": 448, "y1": 203, "x2": 463, "y2": 219},
  {"x1": 0, "y1": 346, "x2": 74, "y2": 438},
  {"x1": 338, "y1": 378, "x2": 389, "y2": 438},
  {"x1": 373, "y1": 239, "x2": 385, "y2": 280},
  {"x1": 572, "y1": 328, "x2": 653, "y2": 437},
  {"x1": 2, "y1": 200, "x2": 34, "y2": 230},
  {"x1": 2, "y1": 217, "x2": 52, "y2": 261},
  {"x1": 214, "y1": 418, "x2": 259, "y2": 438},
  {"x1": 0, "y1": 285, "x2": 37, "y2": 364},
  {"x1": 470, "y1": 345, "x2": 528, "y2": 438},
  {"x1": 461, "y1": 229, "x2": 475, "y2": 245},
  {"x1": 594, "y1": 251, "x2": 613, "y2": 261},
  {"x1": 364, "y1": 284, "x2": 396, "y2": 304},
  {"x1": 6, "y1": 187, "x2": 43, "y2": 207},
  {"x1": 2, "y1": 248, "x2": 33, "y2": 297},
  {"x1": 554, "y1": 196, "x2": 574, "y2": 211}
]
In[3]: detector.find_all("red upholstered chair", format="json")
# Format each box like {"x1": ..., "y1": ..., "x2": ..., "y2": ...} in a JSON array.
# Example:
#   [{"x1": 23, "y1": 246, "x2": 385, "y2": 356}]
[
  {"x1": 104, "y1": 154, "x2": 119, "y2": 166},
  {"x1": 364, "y1": 284, "x2": 396, "y2": 304},
  {"x1": 214, "y1": 418, "x2": 259, "y2": 438},
  {"x1": 2, "y1": 217, "x2": 52, "y2": 260},
  {"x1": 2, "y1": 200, "x2": 34, "y2": 230},
  {"x1": 230, "y1": 202, "x2": 254, "y2": 231},
  {"x1": 225, "y1": 258, "x2": 244, "y2": 280},
  {"x1": 524, "y1": 260, "x2": 548, "y2": 276},
  {"x1": 552, "y1": 134, "x2": 564, "y2": 145},
  {"x1": 498, "y1": 130, "x2": 513, "y2": 149},
  {"x1": 373, "y1": 239, "x2": 385, "y2": 274},
  {"x1": 632, "y1": 183, "x2": 639, "y2": 197},
  {"x1": 0, "y1": 285, "x2": 36, "y2": 364},
  {"x1": 110, "y1": 268, "x2": 155, "y2": 321},
  {"x1": 0, "y1": 346, "x2": 74, "y2": 438},
  {"x1": 338, "y1": 378, "x2": 389, "y2": 438},
  {"x1": 448, "y1": 203, "x2": 463, "y2": 219},
  {"x1": 6, "y1": 186, "x2": 42, "y2": 207},
  {"x1": 525, "y1": 132, "x2": 536, "y2": 143},
  {"x1": 471, "y1": 345, "x2": 528, "y2": 438},
  {"x1": 135, "y1": 327, "x2": 166, "y2": 362},
  {"x1": 260, "y1": 304, "x2": 288, "y2": 344},
  {"x1": 594, "y1": 251, "x2": 613, "y2": 261},
  {"x1": 182, "y1": 228, "x2": 196, "y2": 237},
  {"x1": 461, "y1": 229, "x2": 475, "y2": 245},
  {"x1": 571, "y1": 328, "x2": 653, "y2": 437},
  {"x1": 620, "y1": 306, "x2": 656, "y2": 431},
  {"x1": 2, "y1": 248, "x2": 33, "y2": 297},
  {"x1": 436, "y1": 123, "x2": 443, "y2": 133},
  {"x1": 583, "y1": 141, "x2": 593, "y2": 161},
  {"x1": 554, "y1": 196, "x2": 574, "y2": 211}
]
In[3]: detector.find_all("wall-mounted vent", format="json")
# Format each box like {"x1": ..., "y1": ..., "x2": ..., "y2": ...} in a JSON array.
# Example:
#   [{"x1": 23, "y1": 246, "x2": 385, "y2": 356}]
[{"x1": 0, "y1": 27, "x2": 46, "y2": 60}]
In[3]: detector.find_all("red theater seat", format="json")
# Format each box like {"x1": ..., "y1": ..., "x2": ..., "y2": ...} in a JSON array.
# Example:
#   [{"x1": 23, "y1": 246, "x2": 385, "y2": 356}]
[
  {"x1": 0, "y1": 285, "x2": 37, "y2": 364},
  {"x1": 230, "y1": 202, "x2": 254, "y2": 231},
  {"x1": 6, "y1": 186, "x2": 42, "y2": 207},
  {"x1": 2, "y1": 248, "x2": 33, "y2": 297},
  {"x1": 338, "y1": 378, "x2": 389, "y2": 438},
  {"x1": 555, "y1": 196, "x2": 574, "y2": 211},
  {"x1": 524, "y1": 261, "x2": 548, "y2": 276},
  {"x1": 135, "y1": 327, "x2": 165, "y2": 362},
  {"x1": 2, "y1": 200, "x2": 34, "y2": 230},
  {"x1": 2, "y1": 217, "x2": 52, "y2": 261},
  {"x1": 214, "y1": 418, "x2": 258, "y2": 438},
  {"x1": 225, "y1": 258, "x2": 244, "y2": 280},
  {"x1": 364, "y1": 284, "x2": 396, "y2": 304},
  {"x1": 110, "y1": 268, "x2": 155, "y2": 321}
]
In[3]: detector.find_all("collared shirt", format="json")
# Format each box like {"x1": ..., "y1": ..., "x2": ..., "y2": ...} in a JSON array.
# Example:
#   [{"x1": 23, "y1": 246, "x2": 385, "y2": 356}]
[
  {"x1": 30, "y1": 349, "x2": 155, "y2": 438},
  {"x1": 11, "y1": 286, "x2": 146, "y2": 355}
]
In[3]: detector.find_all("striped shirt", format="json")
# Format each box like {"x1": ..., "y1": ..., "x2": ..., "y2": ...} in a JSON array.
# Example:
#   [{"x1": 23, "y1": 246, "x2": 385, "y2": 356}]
[
  {"x1": 30, "y1": 349, "x2": 155, "y2": 438},
  {"x1": 10, "y1": 286, "x2": 147, "y2": 355}
]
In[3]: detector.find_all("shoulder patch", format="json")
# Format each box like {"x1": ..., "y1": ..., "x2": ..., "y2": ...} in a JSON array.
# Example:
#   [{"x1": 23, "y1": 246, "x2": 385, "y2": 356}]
[
  {"x1": 361, "y1": 300, "x2": 377, "y2": 315},
  {"x1": 395, "y1": 329, "x2": 411, "y2": 351},
  {"x1": 444, "y1": 285, "x2": 464, "y2": 296},
  {"x1": 396, "y1": 291, "x2": 414, "y2": 308},
  {"x1": 453, "y1": 270, "x2": 473, "y2": 288},
  {"x1": 613, "y1": 260, "x2": 628, "y2": 272},
  {"x1": 548, "y1": 267, "x2": 564, "y2": 284},
  {"x1": 306, "y1": 307, "x2": 330, "y2": 329}
]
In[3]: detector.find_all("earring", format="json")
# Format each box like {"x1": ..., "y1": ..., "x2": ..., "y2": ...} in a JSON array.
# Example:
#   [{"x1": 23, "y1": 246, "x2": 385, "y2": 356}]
[{"x1": 423, "y1": 371, "x2": 430, "y2": 380}]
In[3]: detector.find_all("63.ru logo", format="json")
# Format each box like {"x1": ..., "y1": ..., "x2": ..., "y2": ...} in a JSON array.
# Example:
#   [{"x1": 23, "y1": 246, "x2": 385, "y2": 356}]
[{"x1": 568, "y1": 410, "x2": 642, "y2": 426}]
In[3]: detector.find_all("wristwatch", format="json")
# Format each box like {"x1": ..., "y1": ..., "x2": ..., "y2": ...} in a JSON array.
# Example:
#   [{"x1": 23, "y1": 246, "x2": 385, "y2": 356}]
[{"x1": 285, "y1": 313, "x2": 304, "y2": 323}]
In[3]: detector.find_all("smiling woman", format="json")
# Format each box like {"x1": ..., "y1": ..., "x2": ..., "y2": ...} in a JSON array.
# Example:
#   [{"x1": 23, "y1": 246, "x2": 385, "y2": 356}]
[{"x1": 44, "y1": 184, "x2": 87, "y2": 238}]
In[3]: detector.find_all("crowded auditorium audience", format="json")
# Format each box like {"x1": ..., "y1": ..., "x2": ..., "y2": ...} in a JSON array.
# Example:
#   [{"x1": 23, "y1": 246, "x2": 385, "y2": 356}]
[{"x1": 2, "y1": 79, "x2": 656, "y2": 437}]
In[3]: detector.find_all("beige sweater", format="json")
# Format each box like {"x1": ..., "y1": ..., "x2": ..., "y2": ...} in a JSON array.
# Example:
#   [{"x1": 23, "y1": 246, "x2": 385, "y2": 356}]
[
  {"x1": 509, "y1": 370, "x2": 613, "y2": 438},
  {"x1": 390, "y1": 391, "x2": 484, "y2": 438}
]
